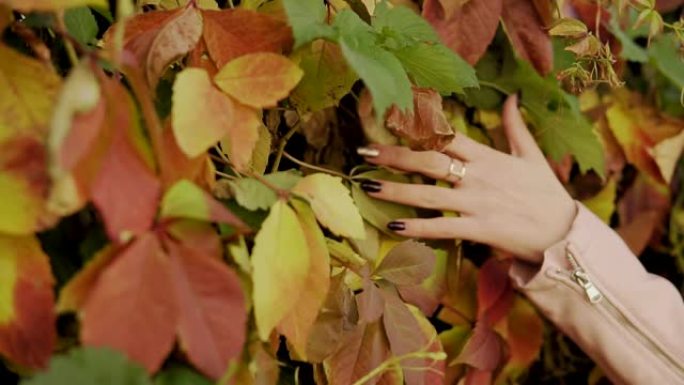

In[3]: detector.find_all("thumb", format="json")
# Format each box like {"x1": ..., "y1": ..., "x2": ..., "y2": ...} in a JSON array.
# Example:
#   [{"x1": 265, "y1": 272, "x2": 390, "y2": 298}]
[{"x1": 502, "y1": 94, "x2": 546, "y2": 162}]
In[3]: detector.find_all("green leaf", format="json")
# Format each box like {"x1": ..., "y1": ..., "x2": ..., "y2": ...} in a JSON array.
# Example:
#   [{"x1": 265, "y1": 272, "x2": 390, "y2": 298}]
[
  {"x1": 607, "y1": 16, "x2": 648, "y2": 63},
  {"x1": 231, "y1": 171, "x2": 303, "y2": 211},
  {"x1": 292, "y1": 173, "x2": 365, "y2": 239},
  {"x1": 495, "y1": 61, "x2": 605, "y2": 176},
  {"x1": 64, "y1": 7, "x2": 98, "y2": 46},
  {"x1": 251, "y1": 200, "x2": 310, "y2": 340},
  {"x1": 155, "y1": 366, "x2": 212, "y2": 385},
  {"x1": 337, "y1": 13, "x2": 412, "y2": 119},
  {"x1": 372, "y1": 2, "x2": 439, "y2": 43},
  {"x1": 283, "y1": 0, "x2": 335, "y2": 48},
  {"x1": 21, "y1": 347, "x2": 152, "y2": 385},
  {"x1": 351, "y1": 170, "x2": 417, "y2": 236},
  {"x1": 392, "y1": 43, "x2": 478, "y2": 95},
  {"x1": 649, "y1": 34, "x2": 684, "y2": 89}
]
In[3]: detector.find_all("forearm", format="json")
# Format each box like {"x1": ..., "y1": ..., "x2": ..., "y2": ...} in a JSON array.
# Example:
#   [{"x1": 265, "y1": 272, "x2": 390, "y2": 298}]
[{"x1": 509, "y1": 202, "x2": 684, "y2": 385}]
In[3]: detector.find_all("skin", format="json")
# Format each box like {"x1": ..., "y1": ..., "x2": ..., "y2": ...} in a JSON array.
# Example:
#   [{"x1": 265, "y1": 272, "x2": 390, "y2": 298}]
[{"x1": 360, "y1": 94, "x2": 577, "y2": 265}]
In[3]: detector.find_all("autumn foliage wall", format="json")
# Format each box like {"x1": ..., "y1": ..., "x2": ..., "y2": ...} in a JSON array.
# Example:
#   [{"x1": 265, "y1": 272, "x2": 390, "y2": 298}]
[{"x1": 0, "y1": 0, "x2": 683, "y2": 384}]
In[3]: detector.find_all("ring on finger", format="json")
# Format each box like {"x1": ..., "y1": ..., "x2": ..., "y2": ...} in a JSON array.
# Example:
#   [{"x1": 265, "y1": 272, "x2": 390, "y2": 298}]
[{"x1": 446, "y1": 158, "x2": 467, "y2": 183}]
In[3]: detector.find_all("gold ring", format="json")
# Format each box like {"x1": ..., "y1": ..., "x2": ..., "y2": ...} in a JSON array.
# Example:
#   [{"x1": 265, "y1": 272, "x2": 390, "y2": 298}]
[{"x1": 446, "y1": 158, "x2": 466, "y2": 183}]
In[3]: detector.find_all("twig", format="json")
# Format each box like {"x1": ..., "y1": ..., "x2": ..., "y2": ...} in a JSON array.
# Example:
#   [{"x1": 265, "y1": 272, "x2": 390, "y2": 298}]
[
  {"x1": 282, "y1": 152, "x2": 352, "y2": 181},
  {"x1": 271, "y1": 124, "x2": 299, "y2": 173},
  {"x1": 215, "y1": 170, "x2": 237, "y2": 180}
]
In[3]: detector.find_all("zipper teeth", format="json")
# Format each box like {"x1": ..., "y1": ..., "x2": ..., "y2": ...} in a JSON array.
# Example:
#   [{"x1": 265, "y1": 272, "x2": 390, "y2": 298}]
[{"x1": 564, "y1": 248, "x2": 684, "y2": 378}]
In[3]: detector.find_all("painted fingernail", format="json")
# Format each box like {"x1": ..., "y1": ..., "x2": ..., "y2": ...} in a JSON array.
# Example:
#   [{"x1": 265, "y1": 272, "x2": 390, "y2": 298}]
[
  {"x1": 387, "y1": 221, "x2": 405, "y2": 231},
  {"x1": 359, "y1": 179, "x2": 382, "y2": 193},
  {"x1": 357, "y1": 147, "x2": 380, "y2": 157}
]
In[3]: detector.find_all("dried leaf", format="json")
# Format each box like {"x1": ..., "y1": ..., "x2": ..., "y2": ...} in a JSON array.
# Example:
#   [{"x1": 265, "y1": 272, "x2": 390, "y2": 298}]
[
  {"x1": 0, "y1": 235, "x2": 55, "y2": 369},
  {"x1": 453, "y1": 322, "x2": 505, "y2": 371},
  {"x1": 215, "y1": 52, "x2": 303, "y2": 109},
  {"x1": 477, "y1": 258, "x2": 514, "y2": 326},
  {"x1": 385, "y1": 87, "x2": 454, "y2": 151},
  {"x1": 325, "y1": 321, "x2": 392, "y2": 385},
  {"x1": 494, "y1": 296, "x2": 543, "y2": 382},
  {"x1": 356, "y1": 278, "x2": 385, "y2": 323}
]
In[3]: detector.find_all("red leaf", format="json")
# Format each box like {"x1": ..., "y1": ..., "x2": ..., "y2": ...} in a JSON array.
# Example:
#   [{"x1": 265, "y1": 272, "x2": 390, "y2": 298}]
[
  {"x1": 90, "y1": 78, "x2": 161, "y2": 243},
  {"x1": 0, "y1": 235, "x2": 55, "y2": 369},
  {"x1": 454, "y1": 322, "x2": 506, "y2": 371},
  {"x1": 501, "y1": 0, "x2": 553, "y2": 74},
  {"x1": 201, "y1": 9, "x2": 292, "y2": 69},
  {"x1": 167, "y1": 240, "x2": 247, "y2": 380},
  {"x1": 423, "y1": 0, "x2": 502, "y2": 66},
  {"x1": 465, "y1": 368, "x2": 493, "y2": 385},
  {"x1": 165, "y1": 219, "x2": 223, "y2": 260},
  {"x1": 81, "y1": 233, "x2": 179, "y2": 373},
  {"x1": 107, "y1": 10, "x2": 175, "y2": 67},
  {"x1": 477, "y1": 258, "x2": 514, "y2": 326}
]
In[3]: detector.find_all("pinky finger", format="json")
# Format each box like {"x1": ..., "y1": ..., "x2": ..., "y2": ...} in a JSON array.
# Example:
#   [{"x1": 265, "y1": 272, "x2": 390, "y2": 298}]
[{"x1": 387, "y1": 216, "x2": 482, "y2": 241}]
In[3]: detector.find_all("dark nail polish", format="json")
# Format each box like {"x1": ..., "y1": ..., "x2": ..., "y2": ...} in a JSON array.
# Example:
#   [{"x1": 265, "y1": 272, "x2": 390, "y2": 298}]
[
  {"x1": 387, "y1": 221, "x2": 406, "y2": 231},
  {"x1": 359, "y1": 179, "x2": 382, "y2": 193}
]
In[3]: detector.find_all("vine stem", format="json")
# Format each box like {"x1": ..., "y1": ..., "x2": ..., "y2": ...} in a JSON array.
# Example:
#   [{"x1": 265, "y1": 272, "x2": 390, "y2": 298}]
[
  {"x1": 246, "y1": 171, "x2": 290, "y2": 199},
  {"x1": 350, "y1": 342, "x2": 446, "y2": 385},
  {"x1": 282, "y1": 152, "x2": 352, "y2": 181},
  {"x1": 478, "y1": 80, "x2": 512, "y2": 96},
  {"x1": 271, "y1": 124, "x2": 299, "y2": 173}
]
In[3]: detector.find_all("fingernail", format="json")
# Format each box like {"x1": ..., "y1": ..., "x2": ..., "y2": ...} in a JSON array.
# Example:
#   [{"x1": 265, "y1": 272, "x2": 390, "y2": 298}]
[
  {"x1": 359, "y1": 179, "x2": 382, "y2": 193},
  {"x1": 357, "y1": 147, "x2": 380, "y2": 157},
  {"x1": 387, "y1": 221, "x2": 405, "y2": 231}
]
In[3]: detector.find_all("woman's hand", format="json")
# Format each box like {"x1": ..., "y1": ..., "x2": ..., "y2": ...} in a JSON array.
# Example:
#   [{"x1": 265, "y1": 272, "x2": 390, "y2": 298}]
[{"x1": 357, "y1": 94, "x2": 577, "y2": 264}]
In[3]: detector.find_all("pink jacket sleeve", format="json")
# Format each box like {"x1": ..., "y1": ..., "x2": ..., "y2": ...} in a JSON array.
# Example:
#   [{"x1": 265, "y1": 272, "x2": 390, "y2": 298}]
[{"x1": 508, "y1": 202, "x2": 684, "y2": 385}]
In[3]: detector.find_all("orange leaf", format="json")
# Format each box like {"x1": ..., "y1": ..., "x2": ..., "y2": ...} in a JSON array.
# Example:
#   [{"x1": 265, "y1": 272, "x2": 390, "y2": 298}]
[
  {"x1": 501, "y1": 0, "x2": 553, "y2": 75},
  {"x1": 214, "y1": 52, "x2": 303, "y2": 109},
  {"x1": 167, "y1": 240, "x2": 247, "y2": 380},
  {"x1": 385, "y1": 87, "x2": 454, "y2": 151},
  {"x1": 91, "y1": 78, "x2": 161, "y2": 243},
  {"x1": 439, "y1": 257, "x2": 478, "y2": 326},
  {"x1": 106, "y1": 10, "x2": 175, "y2": 69},
  {"x1": 0, "y1": 235, "x2": 55, "y2": 369},
  {"x1": 218, "y1": 100, "x2": 262, "y2": 171},
  {"x1": 422, "y1": 0, "x2": 502, "y2": 65},
  {"x1": 57, "y1": 245, "x2": 116, "y2": 313},
  {"x1": 453, "y1": 322, "x2": 506, "y2": 371},
  {"x1": 201, "y1": 9, "x2": 292, "y2": 69},
  {"x1": 495, "y1": 296, "x2": 543, "y2": 382},
  {"x1": 81, "y1": 233, "x2": 179, "y2": 373}
]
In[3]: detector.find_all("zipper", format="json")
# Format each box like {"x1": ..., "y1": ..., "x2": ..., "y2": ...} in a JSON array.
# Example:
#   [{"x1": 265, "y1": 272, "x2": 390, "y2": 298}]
[{"x1": 562, "y1": 246, "x2": 684, "y2": 379}]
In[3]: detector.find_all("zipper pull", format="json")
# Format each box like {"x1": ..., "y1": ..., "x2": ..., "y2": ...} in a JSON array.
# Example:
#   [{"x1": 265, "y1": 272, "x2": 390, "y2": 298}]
[
  {"x1": 572, "y1": 270, "x2": 603, "y2": 303},
  {"x1": 566, "y1": 247, "x2": 604, "y2": 304}
]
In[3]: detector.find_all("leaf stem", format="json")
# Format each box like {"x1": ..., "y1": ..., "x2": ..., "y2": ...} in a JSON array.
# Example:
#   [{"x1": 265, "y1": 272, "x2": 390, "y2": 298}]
[
  {"x1": 271, "y1": 124, "x2": 299, "y2": 173},
  {"x1": 350, "y1": 341, "x2": 446, "y2": 385},
  {"x1": 478, "y1": 80, "x2": 512, "y2": 96},
  {"x1": 282, "y1": 152, "x2": 352, "y2": 181},
  {"x1": 246, "y1": 171, "x2": 290, "y2": 199}
]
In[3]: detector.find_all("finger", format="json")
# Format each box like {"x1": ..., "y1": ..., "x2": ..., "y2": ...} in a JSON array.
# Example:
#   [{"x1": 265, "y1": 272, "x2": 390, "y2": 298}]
[
  {"x1": 386, "y1": 216, "x2": 482, "y2": 241},
  {"x1": 442, "y1": 131, "x2": 496, "y2": 161},
  {"x1": 359, "y1": 144, "x2": 462, "y2": 182},
  {"x1": 502, "y1": 94, "x2": 546, "y2": 163},
  {"x1": 359, "y1": 180, "x2": 473, "y2": 213}
]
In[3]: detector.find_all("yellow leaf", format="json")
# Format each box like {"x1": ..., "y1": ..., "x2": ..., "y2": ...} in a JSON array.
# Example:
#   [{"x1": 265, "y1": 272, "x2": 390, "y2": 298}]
[
  {"x1": 251, "y1": 200, "x2": 310, "y2": 340},
  {"x1": 0, "y1": 0, "x2": 107, "y2": 11},
  {"x1": 0, "y1": 235, "x2": 55, "y2": 368},
  {"x1": 581, "y1": 178, "x2": 617, "y2": 224},
  {"x1": 215, "y1": 52, "x2": 303, "y2": 108},
  {"x1": 278, "y1": 200, "x2": 330, "y2": 360},
  {"x1": 293, "y1": 173, "x2": 365, "y2": 239},
  {"x1": 173, "y1": 68, "x2": 258, "y2": 165},
  {"x1": 0, "y1": 43, "x2": 61, "y2": 142}
]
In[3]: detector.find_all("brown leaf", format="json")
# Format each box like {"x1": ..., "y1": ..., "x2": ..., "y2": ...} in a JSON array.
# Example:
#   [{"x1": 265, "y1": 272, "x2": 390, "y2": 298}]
[
  {"x1": 325, "y1": 321, "x2": 393, "y2": 385},
  {"x1": 201, "y1": 9, "x2": 292, "y2": 69},
  {"x1": 617, "y1": 174, "x2": 670, "y2": 255},
  {"x1": 385, "y1": 87, "x2": 454, "y2": 151},
  {"x1": 374, "y1": 240, "x2": 436, "y2": 286},
  {"x1": 423, "y1": 0, "x2": 503, "y2": 66},
  {"x1": 439, "y1": 256, "x2": 478, "y2": 325},
  {"x1": 357, "y1": 278, "x2": 385, "y2": 323},
  {"x1": 501, "y1": 0, "x2": 553, "y2": 74}
]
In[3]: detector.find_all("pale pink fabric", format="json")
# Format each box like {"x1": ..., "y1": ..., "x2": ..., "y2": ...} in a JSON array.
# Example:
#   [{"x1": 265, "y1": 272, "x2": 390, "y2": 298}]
[{"x1": 508, "y1": 202, "x2": 684, "y2": 384}]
